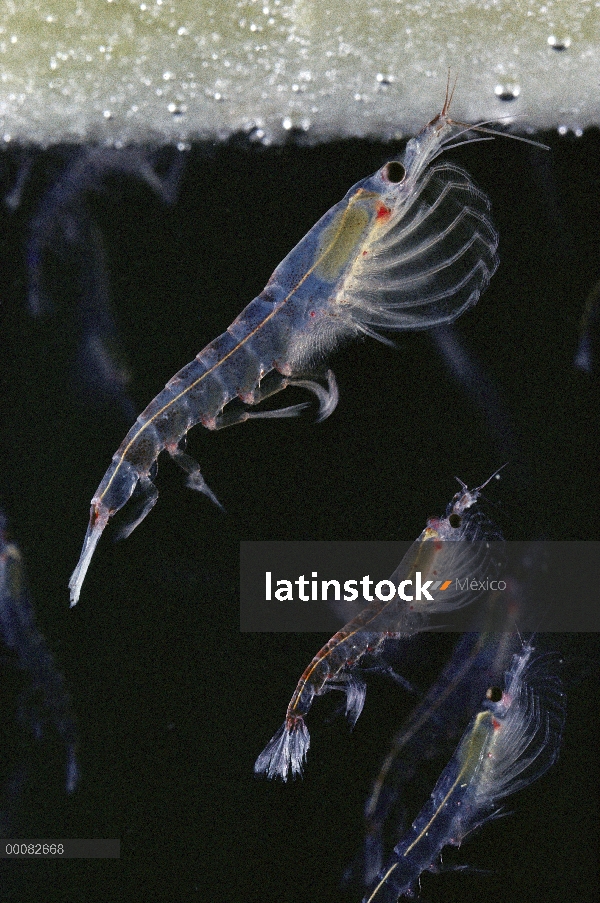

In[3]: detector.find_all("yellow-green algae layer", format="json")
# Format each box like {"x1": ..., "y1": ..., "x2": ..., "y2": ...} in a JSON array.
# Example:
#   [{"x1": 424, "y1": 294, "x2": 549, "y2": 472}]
[{"x1": 1, "y1": 0, "x2": 598, "y2": 146}]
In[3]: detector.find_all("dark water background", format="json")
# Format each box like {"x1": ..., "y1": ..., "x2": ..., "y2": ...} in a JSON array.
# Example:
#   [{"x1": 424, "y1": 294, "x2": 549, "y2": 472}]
[{"x1": 0, "y1": 128, "x2": 598, "y2": 901}]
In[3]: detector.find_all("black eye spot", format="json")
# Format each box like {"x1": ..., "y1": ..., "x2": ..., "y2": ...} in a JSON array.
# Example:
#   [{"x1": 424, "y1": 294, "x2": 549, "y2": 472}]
[
  {"x1": 384, "y1": 161, "x2": 405, "y2": 183},
  {"x1": 448, "y1": 513, "x2": 461, "y2": 528},
  {"x1": 486, "y1": 686, "x2": 502, "y2": 702}
]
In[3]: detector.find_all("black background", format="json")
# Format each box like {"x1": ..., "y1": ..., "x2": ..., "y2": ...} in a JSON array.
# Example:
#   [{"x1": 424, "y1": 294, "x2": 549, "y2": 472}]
[{"x1": 0, "y1": 126, "x2": 598, "y2": 901}]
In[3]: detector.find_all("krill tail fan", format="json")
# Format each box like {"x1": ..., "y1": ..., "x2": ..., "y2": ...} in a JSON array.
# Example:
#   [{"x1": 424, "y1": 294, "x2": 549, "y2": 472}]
[{"x1": 254, "y1": 718, "x2": 310, "y2": 782}]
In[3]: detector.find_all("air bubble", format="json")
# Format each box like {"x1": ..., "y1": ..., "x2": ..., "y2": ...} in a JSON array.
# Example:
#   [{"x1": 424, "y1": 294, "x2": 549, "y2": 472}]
[
  {"x1": 494, "y1": 83, "x2": 520, "y2": 102},
  {"x1": 548, "y1": 35, "x2": 571, "y2": 51}
]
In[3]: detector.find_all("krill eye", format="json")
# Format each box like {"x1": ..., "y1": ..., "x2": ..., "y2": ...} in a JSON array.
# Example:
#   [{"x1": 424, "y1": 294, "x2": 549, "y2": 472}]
[
  {"x1": 384, "y1": 161, "x2": 405, "y2": 183},
  {"x1": 486, "y1": 686, "x2": 503, "y2": 702},
  {"x1": 448, "y1": 513, "x2": 461, "y2": 528}
]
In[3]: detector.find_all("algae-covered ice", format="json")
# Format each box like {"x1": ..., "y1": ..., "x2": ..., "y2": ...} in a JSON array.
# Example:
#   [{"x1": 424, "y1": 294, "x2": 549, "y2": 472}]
[{"x1": 1, "y1": 0, "x2": 599, "y2": 146}]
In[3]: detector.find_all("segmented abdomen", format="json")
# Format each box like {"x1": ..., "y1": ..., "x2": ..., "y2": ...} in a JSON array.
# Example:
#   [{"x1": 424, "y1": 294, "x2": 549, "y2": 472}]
[
  {"x1": 112, "y1": 293, "x2": 289, "y2": 469},
  {"x1": 113, "y1": 202, "x2": 376, "y2": 475}
]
